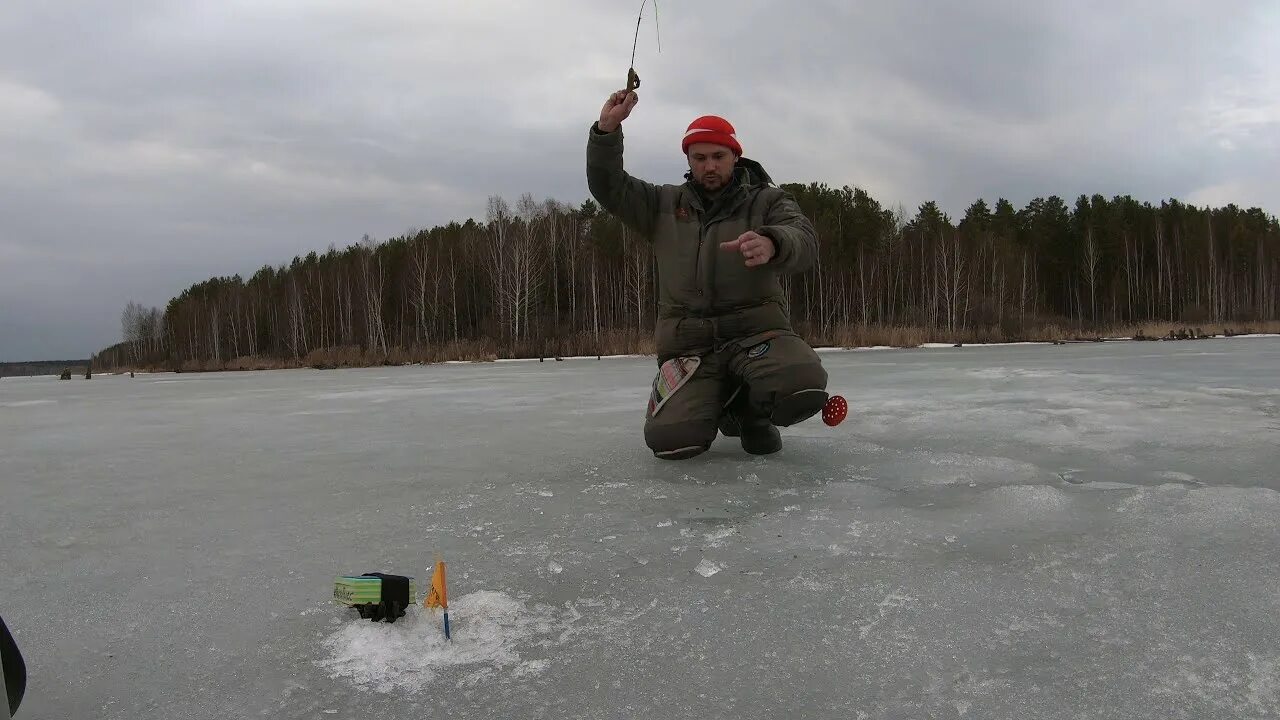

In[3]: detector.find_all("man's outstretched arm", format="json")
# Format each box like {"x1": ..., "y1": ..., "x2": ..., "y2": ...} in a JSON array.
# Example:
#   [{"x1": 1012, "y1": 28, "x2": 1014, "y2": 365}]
[
  {"x1": 586, "y1": 90, "x2": 660, "y2": 236},
  {"x1": 758, "y1": 191, "x2": 819, "y2": 274}
]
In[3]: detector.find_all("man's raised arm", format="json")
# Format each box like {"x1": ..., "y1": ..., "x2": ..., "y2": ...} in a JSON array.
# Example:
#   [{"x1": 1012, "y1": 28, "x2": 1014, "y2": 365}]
[{"x1": 586, "y1": 90, "x2": 660, "y2": 236}]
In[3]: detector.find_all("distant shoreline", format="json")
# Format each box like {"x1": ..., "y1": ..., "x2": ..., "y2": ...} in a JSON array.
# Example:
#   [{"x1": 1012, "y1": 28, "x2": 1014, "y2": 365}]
[
  {"x1": 0, "y1": 359, "x2": 91, "y2": 379},
  {"x1": 60, "y1": 323, "x2": 1280, "y2": 377}
]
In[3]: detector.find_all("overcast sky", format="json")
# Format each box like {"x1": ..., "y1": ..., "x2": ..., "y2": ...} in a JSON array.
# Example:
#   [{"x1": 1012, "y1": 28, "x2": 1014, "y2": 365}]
[{"x1": 2, "y1": 1, "x2": 1276, "y2": 361}]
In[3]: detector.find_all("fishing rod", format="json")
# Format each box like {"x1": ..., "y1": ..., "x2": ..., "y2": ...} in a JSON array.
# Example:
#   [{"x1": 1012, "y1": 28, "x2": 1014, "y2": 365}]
[{"x1": 627, "y1": 0, "x2": 661, "y2": 92}]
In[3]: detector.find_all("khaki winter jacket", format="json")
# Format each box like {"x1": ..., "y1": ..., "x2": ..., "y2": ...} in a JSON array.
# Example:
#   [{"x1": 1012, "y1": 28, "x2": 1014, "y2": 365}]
[{"x1": 585, "y1": 123, "x2": 819, "y2": 361}]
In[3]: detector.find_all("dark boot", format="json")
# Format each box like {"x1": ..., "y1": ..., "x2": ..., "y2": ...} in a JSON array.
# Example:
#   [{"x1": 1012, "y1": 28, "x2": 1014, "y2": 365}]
[
  {"x1": 718, "y1": 400, "x2": 782, "y2": 455},
  {"x1": 718, "y1": 412, "x2": 742, "y2": 437},
  {"x1": 739, "y1": 417, "x2": 782, "y2": 455}
]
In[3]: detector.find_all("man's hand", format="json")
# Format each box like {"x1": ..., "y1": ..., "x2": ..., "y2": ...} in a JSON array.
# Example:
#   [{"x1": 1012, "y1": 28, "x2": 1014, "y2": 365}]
[
  {"x1": 720, "y1": 231, "x2": 776, "y2": 267},
  {"x1": 598, "y1": 90, "x2": 638, "y2": 133}
]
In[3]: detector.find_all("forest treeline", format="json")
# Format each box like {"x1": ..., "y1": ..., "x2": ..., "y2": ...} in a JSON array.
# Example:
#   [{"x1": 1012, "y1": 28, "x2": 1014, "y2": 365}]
[
  {"x1": 93, "y1": 186, "x2": 1280, "y2": 371},
  {"x1": 0, "y1": 360, "x2": 90, "y2": 378}
]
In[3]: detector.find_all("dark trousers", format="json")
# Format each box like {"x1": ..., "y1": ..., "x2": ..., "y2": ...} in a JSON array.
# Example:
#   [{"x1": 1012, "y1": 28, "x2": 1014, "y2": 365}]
[{"x1": 644, "y1": 334, "x2": 828, "y2": 456}]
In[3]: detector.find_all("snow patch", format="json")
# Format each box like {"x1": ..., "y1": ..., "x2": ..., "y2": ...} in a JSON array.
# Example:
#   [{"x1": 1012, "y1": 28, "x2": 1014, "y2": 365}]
[
  {"x1": 317, "y1": 591, "x2": 562, "y2": 693},
  {"x1": 310, "y1": 387, "x2": 465, "y2": 402},
  {"x1": 512, "y1": 659, "x2": 550, "y2": 678},
  {"x1": 703, "y1": 527, "x2": 736, "y2": 547},
  {"x1": 858, "y1": 589, "x2": 913, "y2": 639},
  {"x1": 968, "y1": 367, "x2": 1059, "y2": 380},
  {"x1": 1077, "y1": 481, "x2": 1139, "y2": 490},
  {"x1": 1152, "y1": 653, "x2": 1279, "y2": 717},
  {"x1": 694, "y1": 559, "x2": 723, "y2": 577},
  {"x1": 1, "y1": 399, "x2": 55, "y2": 408},
  {"x1": 982, "y1": 484, "x2": 1070, "y2": 512}
]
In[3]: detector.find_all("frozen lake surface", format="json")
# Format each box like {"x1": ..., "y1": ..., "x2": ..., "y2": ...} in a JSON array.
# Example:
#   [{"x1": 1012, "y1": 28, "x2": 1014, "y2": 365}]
[{"x1": 3, "y1": 338, "x2": 1279, "y2": 719}]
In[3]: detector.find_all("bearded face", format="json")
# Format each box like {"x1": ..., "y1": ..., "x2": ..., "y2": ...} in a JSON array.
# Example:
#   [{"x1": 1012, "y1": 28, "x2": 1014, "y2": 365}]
[{"x1": 686, "y1": 142, "x2": 736, "y2": 192}]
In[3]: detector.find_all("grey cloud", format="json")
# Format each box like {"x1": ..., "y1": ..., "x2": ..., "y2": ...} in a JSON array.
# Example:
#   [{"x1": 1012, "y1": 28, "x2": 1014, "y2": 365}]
[{"x1": 1, "y1": 0, "x2": 1276, "y2": 359}]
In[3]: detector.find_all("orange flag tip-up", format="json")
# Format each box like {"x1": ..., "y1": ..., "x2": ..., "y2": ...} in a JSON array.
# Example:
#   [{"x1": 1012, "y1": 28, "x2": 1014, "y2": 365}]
[
  {"x1": 424, "y1": 558, "x2": 451, "y2": 640},
  {"x1": 424, "y1": 559, "x2": 447, "y2": 609}
]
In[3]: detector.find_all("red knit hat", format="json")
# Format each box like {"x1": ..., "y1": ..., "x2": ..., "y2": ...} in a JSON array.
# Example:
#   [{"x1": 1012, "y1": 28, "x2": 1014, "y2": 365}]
[{"x1": 681, "y1": 115, "x2": 742, "y2": 156}]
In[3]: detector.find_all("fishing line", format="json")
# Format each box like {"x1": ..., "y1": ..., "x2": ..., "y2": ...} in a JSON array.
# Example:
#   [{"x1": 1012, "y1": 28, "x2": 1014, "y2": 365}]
[{"x1": 627, "y1": 0, "x2": 660, "y2": 92}]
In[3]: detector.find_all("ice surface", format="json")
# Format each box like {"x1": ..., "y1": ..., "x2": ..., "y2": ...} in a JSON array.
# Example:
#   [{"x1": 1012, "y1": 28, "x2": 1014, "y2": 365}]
[{"x1": 2, "y1": 337, "x2": 1279, "y2": 718}]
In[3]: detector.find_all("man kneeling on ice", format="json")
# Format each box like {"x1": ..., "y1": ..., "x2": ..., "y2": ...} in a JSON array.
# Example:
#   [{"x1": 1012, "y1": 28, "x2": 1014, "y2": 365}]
[{"x1": 586, "y1": 88, "x2": 829, "y2": 460}]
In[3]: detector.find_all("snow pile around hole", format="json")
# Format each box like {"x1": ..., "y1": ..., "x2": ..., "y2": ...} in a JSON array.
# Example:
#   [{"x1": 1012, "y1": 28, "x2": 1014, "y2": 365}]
[{"x1": 317, "y1": 590, "x2": 560, "y2": 693}]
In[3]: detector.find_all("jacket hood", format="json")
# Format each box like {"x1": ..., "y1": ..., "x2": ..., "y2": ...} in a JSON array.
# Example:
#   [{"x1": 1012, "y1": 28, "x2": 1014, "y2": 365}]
[{"x1": 733, "y1": 156, "x2": 775, "y2": 186}]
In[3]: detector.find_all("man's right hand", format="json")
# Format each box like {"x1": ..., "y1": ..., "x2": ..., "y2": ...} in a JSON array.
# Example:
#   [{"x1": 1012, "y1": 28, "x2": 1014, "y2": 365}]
[{"x1": 598, "y1": 90, "x2": 638, "y2": 133}]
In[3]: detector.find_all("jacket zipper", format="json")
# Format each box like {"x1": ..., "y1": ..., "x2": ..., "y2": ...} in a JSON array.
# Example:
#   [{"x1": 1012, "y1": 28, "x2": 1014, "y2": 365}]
[{"x1": 695, "y1": 224, "x2": 705, "y2": 299}]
